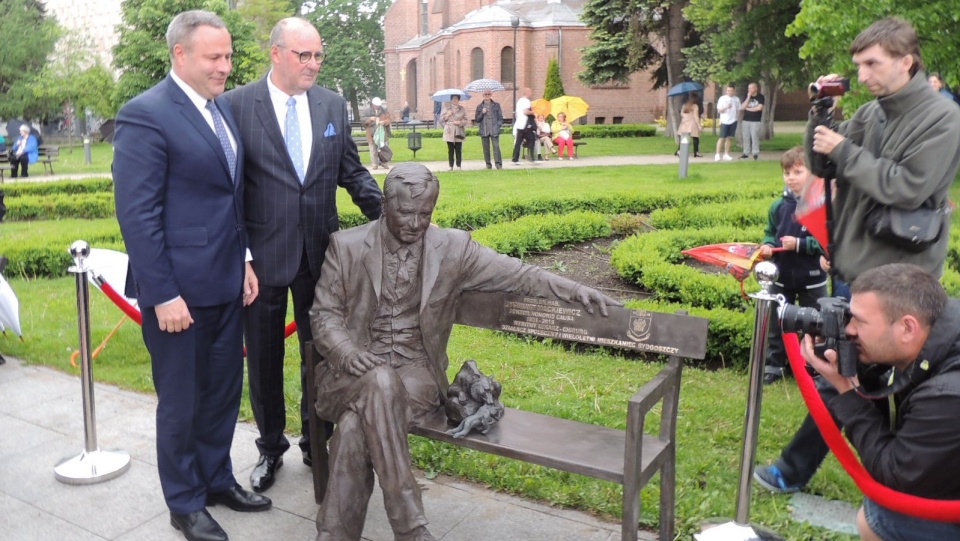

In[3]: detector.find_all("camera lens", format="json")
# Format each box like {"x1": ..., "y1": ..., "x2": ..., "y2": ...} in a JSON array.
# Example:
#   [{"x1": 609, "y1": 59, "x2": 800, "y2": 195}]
[{"x1": 779, "y1": 305, "x2": 823, "y2": 335}]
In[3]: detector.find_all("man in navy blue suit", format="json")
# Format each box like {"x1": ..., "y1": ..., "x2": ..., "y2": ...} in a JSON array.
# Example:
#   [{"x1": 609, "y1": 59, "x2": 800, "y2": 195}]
[{"x1": 113, "y1": 10, "x2": 270, "y2": 541}]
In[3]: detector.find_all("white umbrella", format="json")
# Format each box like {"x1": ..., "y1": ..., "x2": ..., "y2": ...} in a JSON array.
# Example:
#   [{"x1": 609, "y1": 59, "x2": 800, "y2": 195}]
[
  {"x1": 464, "y1": 79, "x2": 506, "y2": 93},
  {"x1": 432, "y1": 88, "x2": 471, "y2": 102},
  {"x1": 0, "y1": 273, "x2": 21, "y2": 337}
]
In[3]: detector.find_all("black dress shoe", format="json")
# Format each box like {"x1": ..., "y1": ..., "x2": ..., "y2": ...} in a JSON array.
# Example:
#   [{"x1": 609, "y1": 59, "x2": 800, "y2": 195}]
[
  {"x1": 170, "y1": 509, "x2": 228, "y2": 541},
  {"x1": 207, "y1": 483, "x2": 272, "y2": 512},
  {"x1": 249, "y1": 455, "x2": 282, "y2": 493},
  {"x1": 302, "y1": 450, "x2": 312, "y2": 467}
]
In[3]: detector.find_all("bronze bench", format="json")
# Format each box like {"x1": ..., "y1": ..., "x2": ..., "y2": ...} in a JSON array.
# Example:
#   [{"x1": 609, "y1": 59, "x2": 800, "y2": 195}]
[{"x1": 306, "y1": 291, "x2": 709, "y2": 541}]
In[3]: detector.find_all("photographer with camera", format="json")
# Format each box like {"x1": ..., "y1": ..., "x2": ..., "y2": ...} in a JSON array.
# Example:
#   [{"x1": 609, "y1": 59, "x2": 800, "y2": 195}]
[
  {"x1": 799, "y1": 264, "x2": 960, "y2": 540},
  {"x1": 755, "y1": 16, "x2": 960, "y2": 496}
]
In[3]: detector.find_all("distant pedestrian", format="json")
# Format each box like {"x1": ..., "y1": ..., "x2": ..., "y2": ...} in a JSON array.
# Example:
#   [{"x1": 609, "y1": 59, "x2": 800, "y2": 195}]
[
  {"x1": 475, "y1": 91, "x2": 504, "y2": 169},
  {"x1": 739, "y1": 82, "x2": 764, "y2": 160},
  {"x1": 715, "y1": 84, "x2": 740, "y2": 161}
]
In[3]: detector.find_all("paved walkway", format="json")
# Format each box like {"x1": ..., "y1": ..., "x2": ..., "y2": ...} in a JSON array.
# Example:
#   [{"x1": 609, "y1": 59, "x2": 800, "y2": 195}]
[
  {"x1": 0, "y1": 356, "x2": 647, "y2": 541},
  {"x1": 7, "y1": 149, "x2": 788, "y2": 184}
]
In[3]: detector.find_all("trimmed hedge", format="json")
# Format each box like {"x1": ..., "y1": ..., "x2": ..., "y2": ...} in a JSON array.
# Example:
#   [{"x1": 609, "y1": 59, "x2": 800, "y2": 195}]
[
  {"x1": 1, "y1": 178, "x2": 113, "y2": 196},
  {"x1": 649, "y1": 200, "x2": 769, "y2": 230},
  {"x1": 0, "y1": 219, "x2": 126, "y2": 279},
  {"x1": 471, "y1": 211, "x2": 612, "y2": 256},
  {"x1": 9, "y1": 193, "x2": 116, "y2": 221}
]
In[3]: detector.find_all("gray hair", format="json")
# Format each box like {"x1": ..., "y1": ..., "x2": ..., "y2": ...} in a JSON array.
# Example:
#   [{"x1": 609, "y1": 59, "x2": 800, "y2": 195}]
[
  {"x1": 269, "y1": 17, "x2": 316, "y2": 48},
  {"x1": 166, "y1": 10, "x2": 227, "y2": 59}
]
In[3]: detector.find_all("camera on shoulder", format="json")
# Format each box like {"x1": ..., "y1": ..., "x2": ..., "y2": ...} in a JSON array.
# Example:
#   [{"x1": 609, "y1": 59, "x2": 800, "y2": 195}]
[{"x1": 779, "y1": 296, "x2": 859, "y2": 377}]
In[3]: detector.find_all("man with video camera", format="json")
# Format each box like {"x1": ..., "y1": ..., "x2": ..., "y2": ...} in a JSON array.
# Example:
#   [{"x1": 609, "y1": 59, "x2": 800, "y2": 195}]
[
  {"x1": 755, "y1": 16, "x2": 960, "y2": 497},
  {"x1": 800, "y1": 264, "x2": 960, "y2": 540},
  {"x1": 807, "y1": 17, "x2": 960, "y2": 283}
]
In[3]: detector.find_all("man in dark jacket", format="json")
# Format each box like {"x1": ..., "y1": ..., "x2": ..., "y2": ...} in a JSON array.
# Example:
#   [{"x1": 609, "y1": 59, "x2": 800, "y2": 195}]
[
  {"x1": 801, "y1": 264, "x2": 960, "y2": 540},
  {"x1": 475, "y1": 91, "x2": 503, "y2": 169}
]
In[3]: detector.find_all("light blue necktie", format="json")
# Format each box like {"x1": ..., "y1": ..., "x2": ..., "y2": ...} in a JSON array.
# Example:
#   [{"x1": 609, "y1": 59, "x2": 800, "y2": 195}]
[
  {"x1": 205, "y1": 100, "x2": 236, "y2": 181},
  {"x1": 285, "y1": 97, "x2": 305, "y2": 183}
]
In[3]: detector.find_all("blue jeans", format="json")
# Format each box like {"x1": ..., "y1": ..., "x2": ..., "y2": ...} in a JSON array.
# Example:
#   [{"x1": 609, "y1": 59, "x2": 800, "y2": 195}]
[{"x1": 863, "y1": 497, "x2": 960, "y2": 541}]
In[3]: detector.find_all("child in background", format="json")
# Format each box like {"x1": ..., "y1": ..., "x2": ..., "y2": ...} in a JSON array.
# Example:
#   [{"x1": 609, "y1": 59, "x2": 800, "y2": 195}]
[{"x1": 758, "y1": 146, "x2": 827, "y2": 384}]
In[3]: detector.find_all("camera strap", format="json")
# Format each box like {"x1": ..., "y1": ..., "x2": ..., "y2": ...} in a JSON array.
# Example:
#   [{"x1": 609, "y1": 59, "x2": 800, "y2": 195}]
[{"x1": 851, "y1": 359, "x2": 931, "y2": 400}]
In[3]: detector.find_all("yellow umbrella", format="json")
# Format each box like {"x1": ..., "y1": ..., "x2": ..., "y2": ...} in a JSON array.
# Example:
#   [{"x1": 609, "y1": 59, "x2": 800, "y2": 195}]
[
  {"x1": 530, "y1": 98, "x2": 552, "y2": 117},
  {"x1": 549, "y1": 95, "x2": 589, "y2": 123}
]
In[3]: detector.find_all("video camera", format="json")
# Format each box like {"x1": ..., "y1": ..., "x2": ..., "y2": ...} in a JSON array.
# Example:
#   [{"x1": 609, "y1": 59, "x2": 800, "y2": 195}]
[
  {"x1": 807, "y1": 78, "x2": 850, "y2": 180},
  {"x1": 779, "y1": 296, "x2": 859, "y2": 377}
]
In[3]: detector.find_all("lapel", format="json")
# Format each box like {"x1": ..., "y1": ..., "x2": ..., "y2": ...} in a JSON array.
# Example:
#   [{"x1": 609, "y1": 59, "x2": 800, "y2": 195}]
[
  {"x1": 361, "y1": 223, "x2": 383, "y2": 301},
  {"x1": 166, "y1": 77, "x2": 235, "y2": 187},
  {"x1": 420, "y1": 226, "x2": 444, "y2": 313},
  {"x1": 252, "y1": 77, "x2": 302, "y2": 189},
  {"x1": 304, "y1": 86, "x2": 326, "y2": 189}
]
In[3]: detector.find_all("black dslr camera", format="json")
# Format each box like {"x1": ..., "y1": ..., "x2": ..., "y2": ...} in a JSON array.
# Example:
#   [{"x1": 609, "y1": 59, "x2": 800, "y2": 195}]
[
  {"x1": 779, "y1": 296, "x2": 859, "y2": 377},
  {"x1": 807, "y1": 78, "x2": 850, "y2": 180}
]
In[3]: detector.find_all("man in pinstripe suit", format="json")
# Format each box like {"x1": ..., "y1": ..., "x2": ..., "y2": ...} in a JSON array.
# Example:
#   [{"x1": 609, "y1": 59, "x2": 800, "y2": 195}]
[{"x1": 223, "y1": 17, "x2": 382, "y2": 494}]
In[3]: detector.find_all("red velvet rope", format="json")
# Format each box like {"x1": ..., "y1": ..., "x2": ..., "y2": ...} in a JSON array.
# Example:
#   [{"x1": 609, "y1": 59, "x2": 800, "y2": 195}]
[{"x1": 782, "y1": 332, "x2": 960, "y2": 521}]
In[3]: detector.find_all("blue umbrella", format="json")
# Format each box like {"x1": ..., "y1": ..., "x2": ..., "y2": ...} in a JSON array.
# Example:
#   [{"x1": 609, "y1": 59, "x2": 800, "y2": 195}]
[
  {"x1": 432, "y1": 88, "x2": 472, "y2": 102},
  {"x1": 666, "y1": 81, "x2": 704, "y2": 97}
]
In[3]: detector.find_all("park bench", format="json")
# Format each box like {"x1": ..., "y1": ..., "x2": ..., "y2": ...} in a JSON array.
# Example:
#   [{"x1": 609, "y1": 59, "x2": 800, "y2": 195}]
[
  {"x1": 38, "y1": 145, "x2": 59, "y2": 175},
  {"x1": 306, "y1": 290, "x2": 709, "y2": 541},
  {"x1": 0, "y1": 153, "x2": 10, "y2": 182}
]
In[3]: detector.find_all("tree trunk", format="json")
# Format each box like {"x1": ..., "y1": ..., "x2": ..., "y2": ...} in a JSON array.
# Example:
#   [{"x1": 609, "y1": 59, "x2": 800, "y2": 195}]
[
  {"x1": 761, "y1": 78, "x2": 779, "y2": 139},
  {"x1": 663, "y1": 1, "x2": 688, "y2": 138}
]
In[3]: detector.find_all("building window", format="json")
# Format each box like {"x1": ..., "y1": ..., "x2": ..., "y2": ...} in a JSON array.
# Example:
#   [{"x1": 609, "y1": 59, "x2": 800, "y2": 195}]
[
  {"x1": 501, "y1": 47, "x2": 514, "y2": 85},
  {"x1": 471, "y1": 48, "x2": 484, "y2": 81},
  {"x1": 420, "y1": 0, "x2": 428, "y2": 35}
]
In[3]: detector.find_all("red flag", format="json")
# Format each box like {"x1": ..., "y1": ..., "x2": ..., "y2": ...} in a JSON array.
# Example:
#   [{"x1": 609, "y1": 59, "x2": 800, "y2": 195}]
[{"x1": 796, "y1": 177, "x2": 829, "y2": 254}]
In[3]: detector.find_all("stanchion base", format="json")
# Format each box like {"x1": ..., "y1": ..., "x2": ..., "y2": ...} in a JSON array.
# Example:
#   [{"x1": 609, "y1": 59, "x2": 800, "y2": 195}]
[
  {"x1": 54, "y1": 448, "x2": 131, "y2": 485},
  {"x1": 696, "y1": 518, "x2": 784, "y2": 540}
]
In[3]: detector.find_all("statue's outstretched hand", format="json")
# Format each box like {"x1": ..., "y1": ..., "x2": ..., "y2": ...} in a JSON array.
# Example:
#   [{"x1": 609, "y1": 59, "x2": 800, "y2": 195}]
[{"x1": 574, "y1": 286, "x2": 622, "y2": 317}]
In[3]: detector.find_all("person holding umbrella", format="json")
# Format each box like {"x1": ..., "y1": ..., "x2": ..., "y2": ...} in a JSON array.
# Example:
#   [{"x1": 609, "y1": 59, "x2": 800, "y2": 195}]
[
  {"x1": 551, "y1": 112, "x2": 575, "y2": 160},
  {"x1": 441, "y1": 94, "x2": 469, "y2": 171},
  {"x1": 475, "y1": 90, "x2": 503, "y2": 169}
]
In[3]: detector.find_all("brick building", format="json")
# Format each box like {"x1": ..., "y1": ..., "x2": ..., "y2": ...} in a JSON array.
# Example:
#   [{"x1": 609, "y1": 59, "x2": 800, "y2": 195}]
[{"x1": 383, "y1": 0, "x2": 670, "y2": 125}]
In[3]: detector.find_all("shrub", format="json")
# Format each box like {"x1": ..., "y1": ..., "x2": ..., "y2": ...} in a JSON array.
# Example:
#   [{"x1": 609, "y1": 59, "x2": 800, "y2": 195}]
[
  {"x1": 471, "y1": 211, "x2": 611, "y2": 256},
  {"x1": 650, "y1": 200, "x2": 769, "y2": 230}
]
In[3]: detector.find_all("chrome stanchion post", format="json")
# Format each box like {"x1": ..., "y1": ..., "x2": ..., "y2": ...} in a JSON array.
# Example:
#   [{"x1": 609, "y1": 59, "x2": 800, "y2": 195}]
[
  {"x1": 698, "y1": 261, "x2": 784, "y2": 540},
  {"x1": 54, "y1": 240, "x2": 131, "y2": 485}
]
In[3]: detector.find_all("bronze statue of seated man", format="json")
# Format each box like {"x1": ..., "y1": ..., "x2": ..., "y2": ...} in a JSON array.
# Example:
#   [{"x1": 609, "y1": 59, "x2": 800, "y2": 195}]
[{"x1": 309, "y1": 162, "x2": 620, "y2": 541}]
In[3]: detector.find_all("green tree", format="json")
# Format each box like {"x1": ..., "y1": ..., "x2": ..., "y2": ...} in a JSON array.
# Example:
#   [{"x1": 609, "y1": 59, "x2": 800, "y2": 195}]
[
  {"x1": 32, "y1": 33, "x2": 118, "y2": 123},
  {"x1": 112, "y1": 0, "x2": 268, "y2": 110},
  {"x1": 788, "y1": 0, "x2": 960, "y2": 113},
  {"x1": 684, "y1": 0, "x2": 808, "y2": 138},
  {"x1": 304, "y1": 0, "x2": 388, "y2": 119},
  {"x1": 0, "y1": 0, "x2": 59, "y2": 119},
  {"x1": 578, "y1": 0, "x2": 696, "y2": 136},
  {"x1": 543, "y1": 59, "x2": 565, "y2": 101},
  {"x1": 237, "y1": 0, "x2": 298, "y2": 49}
]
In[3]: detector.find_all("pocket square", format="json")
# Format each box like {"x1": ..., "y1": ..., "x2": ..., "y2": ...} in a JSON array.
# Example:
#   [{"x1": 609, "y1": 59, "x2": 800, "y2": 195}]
[{"x1": 324, "y1": 123, "x2": 336, "y2": 137}]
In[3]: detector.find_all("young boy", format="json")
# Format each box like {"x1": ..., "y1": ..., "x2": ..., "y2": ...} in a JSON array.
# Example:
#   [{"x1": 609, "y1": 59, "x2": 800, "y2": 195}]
[{"x1": 758, "y1": 146, "x2": 827, "y2": 384}]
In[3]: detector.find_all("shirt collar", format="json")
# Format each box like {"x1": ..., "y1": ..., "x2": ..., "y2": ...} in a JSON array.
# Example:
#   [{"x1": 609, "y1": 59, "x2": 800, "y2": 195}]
[
  {"x1": 170, "y1": 70, "x2": 212, "y2": 111},
  {"x1": 380, "y1": 220, "x2": 422, "y2": 256},
  {"x1": 267, "y1": 70, "x2": 307, "y2": 105}
]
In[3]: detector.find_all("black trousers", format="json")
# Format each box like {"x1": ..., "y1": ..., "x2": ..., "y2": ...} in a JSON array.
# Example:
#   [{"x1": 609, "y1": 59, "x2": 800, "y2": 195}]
[
  {"x1": 511, "y1": 129, "x2": 536, "y2": 163},
  {"x1": 11, "y1": 154, "x2": 29, "y2": 178},
  {"x1": 773, "y1": 375, "x2": 837, "y2": 485},
  {"x1": 243, "y1": 250, "x2": 329, "y2": 457},
  {"x1": 446, "y1": 141, "x2": 462, "y2": 167}
]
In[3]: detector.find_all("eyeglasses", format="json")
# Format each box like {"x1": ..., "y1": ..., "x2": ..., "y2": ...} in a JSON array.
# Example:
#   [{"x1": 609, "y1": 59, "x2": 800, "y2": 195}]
[{"x1": 287, "y1": 48, "x2": 325, "y2": 64}]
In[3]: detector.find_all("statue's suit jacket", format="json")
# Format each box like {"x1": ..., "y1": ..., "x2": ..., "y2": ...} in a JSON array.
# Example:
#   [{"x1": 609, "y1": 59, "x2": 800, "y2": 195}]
[
  {"x1": 223, "y1": 77, "x2": 381, "y2": 287},
  {"x1": 309, "y1": 219, "x2": 586, "y2": 421}
]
